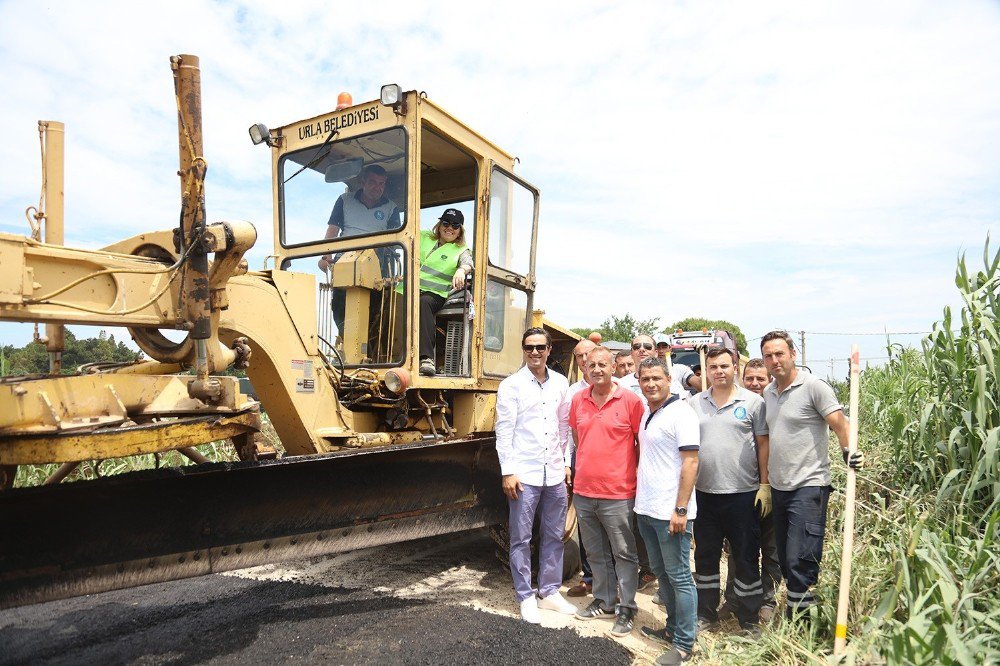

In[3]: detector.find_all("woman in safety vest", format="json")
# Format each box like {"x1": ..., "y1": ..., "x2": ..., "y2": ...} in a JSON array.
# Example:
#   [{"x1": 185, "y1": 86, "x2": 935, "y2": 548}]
[{"x1": 419, "y1": 208, "x2": 473, "y2": 376}]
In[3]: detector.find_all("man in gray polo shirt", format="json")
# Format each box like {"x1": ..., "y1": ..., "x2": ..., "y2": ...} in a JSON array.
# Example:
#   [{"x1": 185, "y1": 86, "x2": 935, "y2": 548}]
[
  {"x1": 689, "y1": 348, "x2": 770, "y2": 634},
  {"x1": 760, "y1": 330, "x2": 863, "y2": 619}
]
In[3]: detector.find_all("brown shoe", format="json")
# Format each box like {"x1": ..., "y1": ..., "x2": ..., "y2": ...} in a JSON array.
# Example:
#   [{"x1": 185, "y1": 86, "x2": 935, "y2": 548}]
[
  {"x1": 638, "y1": 571, "x2": 658, "y2": 592},
  {"x1": 567, "y1": 581, "x2": 592, "y2": 597}
]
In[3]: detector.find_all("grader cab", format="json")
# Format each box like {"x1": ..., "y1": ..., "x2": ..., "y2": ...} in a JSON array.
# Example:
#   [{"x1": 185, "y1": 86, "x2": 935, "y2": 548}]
[{"x1": 0, "y1": 55, "x2": 580, "y2": 608}]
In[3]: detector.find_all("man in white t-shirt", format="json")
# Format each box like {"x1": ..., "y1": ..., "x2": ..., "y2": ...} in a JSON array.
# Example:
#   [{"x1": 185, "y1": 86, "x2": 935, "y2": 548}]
[{"x1": 633, "y1": 357, "x2": 700, "y2": 665}]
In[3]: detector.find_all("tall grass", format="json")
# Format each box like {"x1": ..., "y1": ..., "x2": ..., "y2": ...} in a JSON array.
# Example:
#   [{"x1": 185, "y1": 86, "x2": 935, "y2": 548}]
[{"x1": 700, "y1": 238, "x2": 999, "y2": 664}]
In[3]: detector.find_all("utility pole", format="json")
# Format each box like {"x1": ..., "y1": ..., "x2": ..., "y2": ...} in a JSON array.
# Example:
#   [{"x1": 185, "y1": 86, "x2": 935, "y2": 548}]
[{"x1": 799, "y1": 330, "x2": 806, "y2": 367}]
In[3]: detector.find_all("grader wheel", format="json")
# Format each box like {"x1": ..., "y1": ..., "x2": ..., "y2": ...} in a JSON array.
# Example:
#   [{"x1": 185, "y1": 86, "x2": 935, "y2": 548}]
[{"x1": 489, "y1": 501, "x2": 581, "y2": 582}]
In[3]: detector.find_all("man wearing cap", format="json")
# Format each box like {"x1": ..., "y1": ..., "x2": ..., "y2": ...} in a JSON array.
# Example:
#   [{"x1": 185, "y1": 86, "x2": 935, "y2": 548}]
[
  {"x1": 414, "y1": 209, "x2": 473, "y2": 376},
  {"x1": 688, "y1": 348, "x2": 769, "y2": 635},
  {"x1": 318, "y1": 164, "x2": 402, "y2": 336},
  {"x1": 653, "y1": 333, "x2": 700, "y2": 396},
  {"x1": 760, "y1": 330, "x2": 863, "y2": 619}
]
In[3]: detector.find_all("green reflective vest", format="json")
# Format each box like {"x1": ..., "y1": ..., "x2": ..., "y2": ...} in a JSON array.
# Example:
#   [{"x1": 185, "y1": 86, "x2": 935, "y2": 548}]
[{"x1": 418, "y1": 231, "x2": 464, "y2": 298}]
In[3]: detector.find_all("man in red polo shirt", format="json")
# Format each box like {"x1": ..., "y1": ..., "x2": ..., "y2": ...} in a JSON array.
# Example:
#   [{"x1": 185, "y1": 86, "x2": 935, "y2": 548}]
[{"x1": 569, "y1": 346, "x2": 646, "y2": 636}]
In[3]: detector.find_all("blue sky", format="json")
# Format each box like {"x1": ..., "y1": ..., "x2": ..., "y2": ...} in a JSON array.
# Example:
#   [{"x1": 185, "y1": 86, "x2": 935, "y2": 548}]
[{"x1": 1, "y1": 0, "x2": 997, "y2": 377}]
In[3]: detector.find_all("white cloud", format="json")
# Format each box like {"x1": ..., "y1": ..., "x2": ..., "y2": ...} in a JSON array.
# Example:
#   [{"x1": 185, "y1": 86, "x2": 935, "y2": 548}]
[{"x1": 1, "y1": 0, "x2": 998, "y2": 374}]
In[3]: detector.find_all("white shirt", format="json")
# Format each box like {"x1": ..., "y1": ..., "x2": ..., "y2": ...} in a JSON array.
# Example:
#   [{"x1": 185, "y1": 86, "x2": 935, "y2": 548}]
[
  {"x1": 635, "y1": 397, "x2": 701, "y2": 521},
  {"x1": 495, "y1": 365, "x2": 569, "y2": 486}
]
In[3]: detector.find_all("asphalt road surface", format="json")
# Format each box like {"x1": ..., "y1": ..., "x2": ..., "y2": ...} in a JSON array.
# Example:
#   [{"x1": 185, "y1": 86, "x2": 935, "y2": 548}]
[{"x1": 0, "y1": 529, "x2": 647, "y2": 665}]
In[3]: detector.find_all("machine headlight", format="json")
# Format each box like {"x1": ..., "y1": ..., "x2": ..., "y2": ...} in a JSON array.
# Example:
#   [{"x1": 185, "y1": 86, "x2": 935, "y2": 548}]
[
  {"x1": 248, "y1": 123, "x2": 271, "y2": 146},
  {"x1": 383, "y1": 368, "x2": 410, "y2": 395},
  {"x1": 380, "y1": 84, "x2": 402, "y2": 107}
]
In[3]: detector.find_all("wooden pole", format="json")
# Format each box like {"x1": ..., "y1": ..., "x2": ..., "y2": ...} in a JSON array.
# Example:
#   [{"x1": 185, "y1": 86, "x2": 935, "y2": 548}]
[
  {"x1": 699, "y1": 347, "x2": 707, "y2": 391},
  {"x1": 834, "y1": 344, "x2": 861, "y2": 655}
]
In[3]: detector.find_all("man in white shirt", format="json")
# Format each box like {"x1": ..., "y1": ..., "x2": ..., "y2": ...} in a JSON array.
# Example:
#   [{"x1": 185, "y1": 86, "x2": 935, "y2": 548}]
[
  {"x1": 495, "y1": 327, "x2": 577, "y2": 623},
  {"x1": 634, "y1": 357, "x2": 700, "y2": 665}
]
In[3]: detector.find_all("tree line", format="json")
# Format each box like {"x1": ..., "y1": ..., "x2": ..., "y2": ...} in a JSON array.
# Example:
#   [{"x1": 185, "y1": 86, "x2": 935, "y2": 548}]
[
  {"x1": 571, "y1": 314, "x2": 748, "y2": 356},
  {"x1": 0, "y1": 330, "x2": 142, "y2": 376}
]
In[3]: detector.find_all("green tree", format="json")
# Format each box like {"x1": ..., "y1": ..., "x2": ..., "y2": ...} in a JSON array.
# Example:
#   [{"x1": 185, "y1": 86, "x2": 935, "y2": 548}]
[
  {"x1": 667, "y1": 317, "x2": 748, "y2": 356},
  {"x1": 573, "y1": 313, "x2": 660, "y2": 343},
  {"x1": 1, "y1": 329, "x2": 142, "y2": 376}
]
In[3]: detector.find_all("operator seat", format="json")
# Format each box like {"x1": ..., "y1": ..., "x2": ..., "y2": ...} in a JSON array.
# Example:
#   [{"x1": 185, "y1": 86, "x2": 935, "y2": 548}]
[{"x1": 434, "y1": 270, "x2": 473, "y2": 376}]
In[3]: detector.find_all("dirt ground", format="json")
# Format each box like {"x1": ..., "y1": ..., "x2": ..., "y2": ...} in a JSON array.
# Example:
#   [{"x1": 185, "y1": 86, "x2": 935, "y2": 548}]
[{"x1": 0, "y1": 528, "x2": 682, "y2": 665}]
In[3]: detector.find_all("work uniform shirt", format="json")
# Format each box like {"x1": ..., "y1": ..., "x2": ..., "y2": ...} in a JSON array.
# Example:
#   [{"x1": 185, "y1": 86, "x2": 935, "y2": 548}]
[
  {"x1": 763, "y1": 371, "x2": 842, "y2": 491},
  {"x1": 618, "y1": 367, "x2": 690, "y2": 406},
  {"x1": 569, "y1": 384, "x2": 644, "y2": 499},
  {"x1": 327, "y1": 190, "x2": 401, "y2": 236},
  {"x1": 635, "y1": 396, "x2": 700, "y2": 521},
  {"x1": 495, "y1": 365, "x2": 569, "y2": 487},
  {"x1": 689, "y1": 386, "x2": 768, "y2": 494}
]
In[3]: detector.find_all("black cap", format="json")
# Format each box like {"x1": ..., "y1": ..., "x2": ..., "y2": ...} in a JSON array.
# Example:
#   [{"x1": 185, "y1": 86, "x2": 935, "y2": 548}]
[{"x1": 439, "y1": 208, "x2": 464, "y2": 225}]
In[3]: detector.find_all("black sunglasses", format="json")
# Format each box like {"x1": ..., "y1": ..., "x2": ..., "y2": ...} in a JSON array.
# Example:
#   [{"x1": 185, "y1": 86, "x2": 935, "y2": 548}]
[
  {"x1": 522, "y1": 344, "x2": 549, "y2": 352},
  {"x1": 440, "y1": 221, "x2": 463, "y2": 229},
  {"x1": 632, "y1": 342, "x2": 654, "y2": 351}
]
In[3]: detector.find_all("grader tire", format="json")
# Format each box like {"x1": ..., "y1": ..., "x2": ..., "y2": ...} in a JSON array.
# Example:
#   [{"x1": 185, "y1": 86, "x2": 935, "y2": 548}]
[{"x1": 489, "y1": 502, "x2": 581, "y2": 582}]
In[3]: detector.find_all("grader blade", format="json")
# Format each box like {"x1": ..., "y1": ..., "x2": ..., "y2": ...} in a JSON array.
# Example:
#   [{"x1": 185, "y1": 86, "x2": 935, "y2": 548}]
[{"x1": 0, "y1": 436, "x2": 505, "y2": 609}]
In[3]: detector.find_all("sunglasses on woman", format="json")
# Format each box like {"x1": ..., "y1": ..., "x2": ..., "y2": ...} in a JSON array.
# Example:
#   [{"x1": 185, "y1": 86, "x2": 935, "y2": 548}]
[{"x1": 440, "y1": 221, "x2": 463, "y2": 229}]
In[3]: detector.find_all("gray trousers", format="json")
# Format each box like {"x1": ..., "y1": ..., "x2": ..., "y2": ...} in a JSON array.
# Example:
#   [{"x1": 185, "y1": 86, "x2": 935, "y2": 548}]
[{"x1": 573, "y1": 494, "x2": 639, "y2": 611}]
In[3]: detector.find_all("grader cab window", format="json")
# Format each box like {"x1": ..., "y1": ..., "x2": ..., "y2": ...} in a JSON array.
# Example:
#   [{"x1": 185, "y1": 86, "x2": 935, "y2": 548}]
[
  {"x1": 279, "y1": 127, "x2": 407, "y2": 248},
  {"x1": 284, "y1": 244, "x2": 407, "y2": 367},
  {"x1": 483, "y1": 167, "x2": 538, "y2": 376},
  {"x1": 418, "y1": 127, "x2": 477, "y2": 377}
]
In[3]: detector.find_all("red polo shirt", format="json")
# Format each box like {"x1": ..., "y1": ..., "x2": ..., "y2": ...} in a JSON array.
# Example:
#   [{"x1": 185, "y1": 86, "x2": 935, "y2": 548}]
[{"x1": 569, "y1": 384, "x2": 644, "y2": 499}]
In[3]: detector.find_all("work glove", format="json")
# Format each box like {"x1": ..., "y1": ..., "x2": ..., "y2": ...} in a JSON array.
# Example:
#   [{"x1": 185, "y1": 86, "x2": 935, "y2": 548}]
[
  {"x1": 842, "y1": 449, "x2": 865, "y2": 470},
  {"x1": 754, "y1": 483, "x2": 772, "y2": 518}
]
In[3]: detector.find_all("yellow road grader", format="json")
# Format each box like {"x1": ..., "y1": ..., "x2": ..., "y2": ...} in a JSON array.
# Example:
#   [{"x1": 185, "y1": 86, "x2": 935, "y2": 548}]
[{"x1": 0, "y1": 55, "x2": 581, "y2": 608}]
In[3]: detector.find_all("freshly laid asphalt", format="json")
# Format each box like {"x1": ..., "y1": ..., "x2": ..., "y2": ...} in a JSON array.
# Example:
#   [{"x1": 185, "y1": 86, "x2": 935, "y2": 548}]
[{"x1": 0, "y1": 530, "x2": 634, "y2": 665}]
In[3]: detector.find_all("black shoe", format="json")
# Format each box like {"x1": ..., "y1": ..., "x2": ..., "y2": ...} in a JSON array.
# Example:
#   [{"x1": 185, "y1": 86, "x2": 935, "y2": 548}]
[
  {"x1": 640, "y1": 625, "x2": 674, "y2": 646},
  {"x1": 655, "y1": 646, "x2": 692, "y2": 665},
  {"x1": 609, "y1": 607, "x2": 635, "y2": 636},
  {"x1": 576, "y1": 599, "x2": 615, "y2": 621},
  {"x1": 697, "y1": 616, "x2": 721, "y2": 633},
  {"x1": 637, "y1": 570, "x2": 658, "y2": 592},
  {"x1": 739, "y1": 622, "x2": 762, "y2": 639},
  {"x1": 716, "y1": 602, "x2": 736, "y2": 621}
]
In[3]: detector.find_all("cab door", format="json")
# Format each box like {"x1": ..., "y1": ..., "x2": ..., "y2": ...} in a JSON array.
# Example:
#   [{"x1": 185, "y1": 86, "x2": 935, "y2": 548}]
[{"x1": 481, "y1": 164, "x2": 540, "y2": 377}]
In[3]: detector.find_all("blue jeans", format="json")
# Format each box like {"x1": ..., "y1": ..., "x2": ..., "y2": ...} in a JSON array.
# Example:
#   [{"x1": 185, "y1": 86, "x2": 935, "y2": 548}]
[{"x1": 637, "y1": 514, "x2": 697, "y2": 652}]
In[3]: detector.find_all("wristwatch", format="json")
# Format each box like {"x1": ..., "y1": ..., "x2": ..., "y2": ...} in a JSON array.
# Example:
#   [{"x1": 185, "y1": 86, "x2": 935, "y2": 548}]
[{"x1": 674, "y1": 506, "x2": 688, "y2": 516}]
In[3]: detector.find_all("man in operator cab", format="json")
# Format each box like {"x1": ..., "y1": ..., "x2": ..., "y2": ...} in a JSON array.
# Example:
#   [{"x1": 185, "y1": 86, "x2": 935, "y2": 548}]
[
  {"x1": 319, "y1": 164, "x2": 401, "y2": 251},
  {"x1": 317, "y1": 164, "x2": 402, "y2": 340}
]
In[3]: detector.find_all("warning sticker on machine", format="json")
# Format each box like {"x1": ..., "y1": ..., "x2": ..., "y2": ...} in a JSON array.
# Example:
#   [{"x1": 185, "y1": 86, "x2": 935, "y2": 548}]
[{"x1": 291, "y1": 359, "x2": 315, "y2": 393}]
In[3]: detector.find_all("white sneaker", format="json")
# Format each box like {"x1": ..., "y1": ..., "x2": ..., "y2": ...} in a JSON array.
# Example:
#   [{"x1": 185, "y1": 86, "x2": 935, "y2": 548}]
[
  {"x1": 520, "y1": 597, "x2": 541, "y2": 624},
  {"x1": 538, "y1": 592, "x2": 577, "y2": 615}
]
